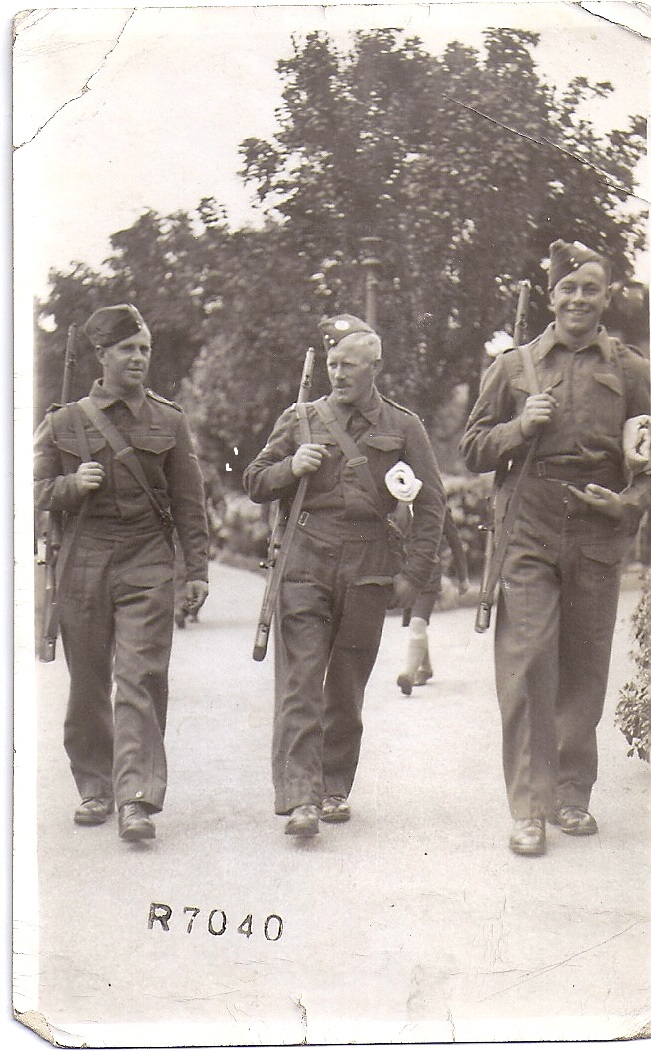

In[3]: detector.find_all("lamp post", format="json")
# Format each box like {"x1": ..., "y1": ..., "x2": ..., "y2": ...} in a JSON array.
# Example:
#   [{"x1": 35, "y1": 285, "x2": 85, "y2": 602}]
[{"x1": 359, "y1": 236, "x2": 382, "y2": 329}]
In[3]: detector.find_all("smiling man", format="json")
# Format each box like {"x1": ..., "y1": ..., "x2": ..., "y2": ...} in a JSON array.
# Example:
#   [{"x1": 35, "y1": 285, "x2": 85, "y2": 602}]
[
  {"x1": 244, "y1": 314, "x2": 445, "y2": 837},
  {"x1": 34, "y1": 304, "x2": 209, "y2": 842},
  {"x1": 461, "y1": 241, "x2": 650, "y2": 857}
]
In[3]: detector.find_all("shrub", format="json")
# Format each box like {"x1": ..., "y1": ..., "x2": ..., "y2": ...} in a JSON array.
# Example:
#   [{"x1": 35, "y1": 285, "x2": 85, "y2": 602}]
[
  {"x1": 442, "y1": 473, "x2": 494, "y2": 577},
  {"x1": 615, "y1": 571, "x2": 651, "y2": 762}
]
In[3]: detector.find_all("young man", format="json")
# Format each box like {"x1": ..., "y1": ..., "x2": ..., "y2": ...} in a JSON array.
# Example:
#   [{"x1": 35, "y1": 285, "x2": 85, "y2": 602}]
[
  {"x1": 34, "y1": 304, "x2": 209, "y2": 841},
  {"x1": 244, "y1": 314, "x2": 445, "y2": 837},
  {"x1": 461, "y1": 240, "x2": 650, "y2": 856}
]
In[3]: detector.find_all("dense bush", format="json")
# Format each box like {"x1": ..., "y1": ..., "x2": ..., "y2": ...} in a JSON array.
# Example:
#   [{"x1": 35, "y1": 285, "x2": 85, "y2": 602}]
[
  {"x1": 441, "y1": 474, "x2": 494, "y2": 577},
  {"x1": 615, "y1": 572, "x2": 651, "y2": 762}
]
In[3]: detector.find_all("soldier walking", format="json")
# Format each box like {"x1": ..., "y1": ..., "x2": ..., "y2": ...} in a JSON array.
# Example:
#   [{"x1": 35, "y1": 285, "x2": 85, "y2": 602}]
[
  {"x1": 34, "y1": 304, "x2": 209, "y2": 841},
  {"x1": 244, "y1": 314, "x2": 445, "y2": 837},
  {"x1": 461, "y1": 241, "x2": 650, "y2": 856}
]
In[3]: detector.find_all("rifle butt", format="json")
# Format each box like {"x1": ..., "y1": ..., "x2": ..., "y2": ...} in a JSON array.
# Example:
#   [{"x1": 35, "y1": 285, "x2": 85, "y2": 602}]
[
  {"x1": 39, "y1": 635, "x2": 57, "y2": 662},
  {"x1": 474, "y1": 601, "x2": 492, "y2": 634},
  {"x1": 252, "y1": 619, "x2": 271, "y2": 662}
]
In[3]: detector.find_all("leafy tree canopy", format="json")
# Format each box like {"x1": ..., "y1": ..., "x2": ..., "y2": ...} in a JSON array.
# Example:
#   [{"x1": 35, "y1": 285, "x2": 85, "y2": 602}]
[{"x1": 36, "y1": 27, "x2": 646, "y2": 477}]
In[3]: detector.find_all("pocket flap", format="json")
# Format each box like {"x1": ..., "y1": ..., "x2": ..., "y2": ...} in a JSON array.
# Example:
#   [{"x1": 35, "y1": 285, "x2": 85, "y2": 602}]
[
  {"x1": 581, "y1": 539, "x2": 629, "y2": 565},
  {"x1": 119, "y1": 564, "x2": 174, "y2": 587},
  {"x1": 56, "y1": 432, "x2": 106, "y2": 456},
  {"x1": 511, "y1": 371, "x2": 563, "y2": 395},
  {"x1": 130, "y1": 432, "x2": 176, "y2": 454},
  {"x1": 364, "y1": 434, "x2": 404, "y2": 452},
  {"x1": 593, "y1": 372, "x2": 623, "y2": 397}
]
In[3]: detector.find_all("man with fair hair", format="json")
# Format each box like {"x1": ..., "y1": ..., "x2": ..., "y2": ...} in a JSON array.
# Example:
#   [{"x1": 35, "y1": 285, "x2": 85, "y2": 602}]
[{"x1": 244, "y1": 314, "x2": 445, "y2": 837}]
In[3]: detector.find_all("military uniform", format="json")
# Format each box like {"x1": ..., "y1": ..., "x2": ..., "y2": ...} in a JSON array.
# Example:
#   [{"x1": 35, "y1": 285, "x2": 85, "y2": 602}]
[
  {"x1": 461, "y1": 321, "x2": 650, "y2": 823},
  {"x1": 244, "y1": 379, "x2": 445, "y2": 818},
  {"x1": 34, "y1": 365, "x2": 208, "y2": 821}
]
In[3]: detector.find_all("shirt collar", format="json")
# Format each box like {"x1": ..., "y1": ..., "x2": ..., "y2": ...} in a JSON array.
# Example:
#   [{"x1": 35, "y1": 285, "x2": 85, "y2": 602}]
[
  {"x1": 90, "y1": 379, "x2": 147, "y2": 416},
  {"x1": 326, "y1": 386, "x2": 382, "y2": 426},
  {"x1": 535, "y1": 323, "x2": 613, "y2": 362}
]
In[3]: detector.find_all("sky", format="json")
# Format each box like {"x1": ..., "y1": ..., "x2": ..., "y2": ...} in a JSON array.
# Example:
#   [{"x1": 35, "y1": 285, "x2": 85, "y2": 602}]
[{"x1": 12, "y1": 1, "x2": 651, "y2": 303}]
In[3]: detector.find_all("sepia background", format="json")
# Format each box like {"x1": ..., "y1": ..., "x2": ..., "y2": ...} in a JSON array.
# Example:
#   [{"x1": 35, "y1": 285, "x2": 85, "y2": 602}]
[{"x1": 13, "y1": 2, "x2": 650, "y2": 1047}]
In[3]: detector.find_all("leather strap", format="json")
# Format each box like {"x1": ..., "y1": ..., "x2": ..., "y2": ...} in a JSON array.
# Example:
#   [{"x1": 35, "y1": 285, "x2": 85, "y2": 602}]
[
  {"x1": 78, "y1": 397, "x2": 174, "y2": 533},
  {"x1": 313, "y1": 400, "x2": 385, "y2": 517}
]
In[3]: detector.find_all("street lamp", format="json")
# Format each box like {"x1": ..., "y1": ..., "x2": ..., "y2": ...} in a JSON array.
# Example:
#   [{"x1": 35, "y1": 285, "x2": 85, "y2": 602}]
[{"x1": 359, "y1": 236, "x2": 382, "y2": 330}]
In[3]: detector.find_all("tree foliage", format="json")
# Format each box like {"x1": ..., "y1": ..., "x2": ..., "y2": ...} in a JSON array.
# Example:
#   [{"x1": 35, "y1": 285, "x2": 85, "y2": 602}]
[{"x1": 35, "y1": 27, "x2": 646, "y2": 476}]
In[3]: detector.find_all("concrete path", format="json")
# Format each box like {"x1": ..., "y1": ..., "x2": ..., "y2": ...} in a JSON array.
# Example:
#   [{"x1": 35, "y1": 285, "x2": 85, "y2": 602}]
[{"x1": 16, "y1": 563, "x2": 650, "y2": 1047}]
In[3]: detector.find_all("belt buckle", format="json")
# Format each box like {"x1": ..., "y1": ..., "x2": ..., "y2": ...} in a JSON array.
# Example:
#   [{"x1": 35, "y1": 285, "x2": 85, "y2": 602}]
[
  {"x1": 298, "y1": 511, "x2": 309, "y2": 526},
  {"x1": 534, "y1": 461, "x2": 547, "y2": 478},
  {"x1": 346, "y1": 455, "x2": 368, "y2": 467}
]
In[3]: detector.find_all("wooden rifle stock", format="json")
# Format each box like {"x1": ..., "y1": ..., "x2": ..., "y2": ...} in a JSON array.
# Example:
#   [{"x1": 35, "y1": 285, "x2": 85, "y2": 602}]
[
  {"x1": 475, "y1": 280, "x2": 530, "y2": 633},
  {"x1": 39, "y1": 324, "x2": 79, "y2": 662},
  {"x1": 252, "y1": 347, "x2": 316, "y2": 661}
]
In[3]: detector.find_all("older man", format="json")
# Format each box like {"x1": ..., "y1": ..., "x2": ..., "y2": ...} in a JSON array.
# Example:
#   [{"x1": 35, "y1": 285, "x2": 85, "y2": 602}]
[
  {"x1": 461, "y1": 241, "x2": 650, "y2": 856},
  {"x1": 34, "y1": 304, "x2": 209, "y2": 841},
  {"x1": 244, "y1": 314, "x2": 446, "y2": 836}
]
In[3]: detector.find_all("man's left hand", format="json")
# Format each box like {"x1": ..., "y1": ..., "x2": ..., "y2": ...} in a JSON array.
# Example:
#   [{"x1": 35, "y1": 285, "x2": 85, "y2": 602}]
[
  {"x1": 389, "y1": 572, "x2": 419, "y2": 610},
  {"x1": 567, "y1": 483, "x2": 623, "y2": 521},
  {"x1": 185, "y1": 580, "x2": 209, "y2": 614}
]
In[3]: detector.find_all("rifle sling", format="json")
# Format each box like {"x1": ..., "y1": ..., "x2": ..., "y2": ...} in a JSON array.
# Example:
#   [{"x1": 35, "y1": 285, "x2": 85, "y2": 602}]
[
  {"x1": 312, "y1": 400, "x2": 385, "y2": 517},
  {"x1": 78, "y1": 397, "x2": 174, "y2": 533},
  {"x1": 483, "y1": 344, "x2": 541, "y2": 600}
]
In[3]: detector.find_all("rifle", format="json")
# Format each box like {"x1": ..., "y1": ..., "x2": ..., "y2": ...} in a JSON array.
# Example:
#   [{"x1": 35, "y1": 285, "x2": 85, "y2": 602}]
[
  {"x1": 475, "y1": 280, "x2": 530, "y2": 633},
  {"x1": 39, "y1": 324, "x2": 79, "y2": 662},
  {"x1": 252, "y1": 347, "x2": 316, "y2": 661}
]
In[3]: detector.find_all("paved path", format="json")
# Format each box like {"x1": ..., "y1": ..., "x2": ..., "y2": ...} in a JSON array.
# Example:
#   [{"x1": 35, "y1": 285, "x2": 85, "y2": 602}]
[{"x1": 16, "y1": 563, "x2": 650, "y2": 1047}]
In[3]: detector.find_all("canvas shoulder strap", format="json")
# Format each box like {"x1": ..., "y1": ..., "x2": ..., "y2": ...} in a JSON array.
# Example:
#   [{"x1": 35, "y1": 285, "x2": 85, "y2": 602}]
[
  {"x1": 78, "y1": 397, "x2": 174, "y2": 532},
  {"x1": 313, "y1": 399, "x2": 385, "y2": 514}
]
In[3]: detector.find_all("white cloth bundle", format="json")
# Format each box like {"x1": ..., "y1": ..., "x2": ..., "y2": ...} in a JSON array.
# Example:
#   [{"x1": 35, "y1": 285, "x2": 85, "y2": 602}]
[
  {"x1": 623, "y1": 415, "x2": 651, "y2": 475},
  {"x1": 385, "y1": 461, "x2": 422, "y2": 502}
]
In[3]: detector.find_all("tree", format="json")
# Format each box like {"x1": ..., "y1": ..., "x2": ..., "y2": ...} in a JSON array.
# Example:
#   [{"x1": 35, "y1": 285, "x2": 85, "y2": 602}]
[
  {"x1": 241, "y1": 27, "x2": 646, "y2": 414},
  {"x1": 35, "y1": 28, "x2": 646, "y2": 474}
]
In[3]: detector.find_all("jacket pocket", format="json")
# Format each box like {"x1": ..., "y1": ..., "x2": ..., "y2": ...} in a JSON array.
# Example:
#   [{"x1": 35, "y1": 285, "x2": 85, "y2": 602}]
[
  {"x1": 56, "y1": 432, "x2": 106, "y2": 457},
  {"x1": 593, "y1": 372, "x2": 623, "y2": 397},
  {"x1": 130, "y1": 432, "x2": 176, "y2": 455},
  {"x1": 581, "y1": 537, "x2": 630, "y2": 565}
]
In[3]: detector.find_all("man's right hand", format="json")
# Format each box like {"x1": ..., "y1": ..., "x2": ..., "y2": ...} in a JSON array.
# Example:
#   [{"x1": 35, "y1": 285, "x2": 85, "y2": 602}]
[
  {"x1": 75, "y1": 461, "x2": 105, "y2": 493},
  {"x1": 520, "y1": 391, "x2": 557, "y2": 438},
  {"x1": 291, "y1": 443, "x2": 330, "y2": 477}
]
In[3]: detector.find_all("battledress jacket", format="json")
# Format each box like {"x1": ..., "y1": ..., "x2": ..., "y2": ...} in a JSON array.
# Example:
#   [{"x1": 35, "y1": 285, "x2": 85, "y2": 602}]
[
  {"x1": 460, "y1": 324, "x2": 650, "y2": 534},
  {"x1": 34, "y1": 380, "x2": 209, "y2": 583},
  {"x1": 243, "y1": 388, "x2": 446, "y2": 587}
]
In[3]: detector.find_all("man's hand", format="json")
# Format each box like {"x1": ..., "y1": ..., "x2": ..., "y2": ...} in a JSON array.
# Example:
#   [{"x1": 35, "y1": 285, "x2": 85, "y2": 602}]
[
  {"x1": 388, "y1": 572, "x2": 419, "y2": 610},
  {"x1": 520, "y1": 390, "x2": 558, "y2": 438},
  {"x1": 185, "y1": 580, "x2": 209, "y2": 614},
  {"x1": 567, "y1": 483, "x2": 623, "y2": 521},
  {"x1": 75, "y1": 461, "x2": 105, "y2": 493},
  {"x1": 291, "y1": 443, "x2": 330, "y2": 477}
]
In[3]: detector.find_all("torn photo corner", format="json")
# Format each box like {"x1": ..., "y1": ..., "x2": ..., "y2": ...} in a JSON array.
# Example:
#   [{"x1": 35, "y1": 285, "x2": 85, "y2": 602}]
[{"x1": 13, "y1": 1, "x2": 650, "y2": 1048}]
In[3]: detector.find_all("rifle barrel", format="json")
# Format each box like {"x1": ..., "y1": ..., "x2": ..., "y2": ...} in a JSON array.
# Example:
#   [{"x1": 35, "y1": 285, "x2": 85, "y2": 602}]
[{"x1": 252, "y1": 347, "x2": 316, "y2": 661}]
